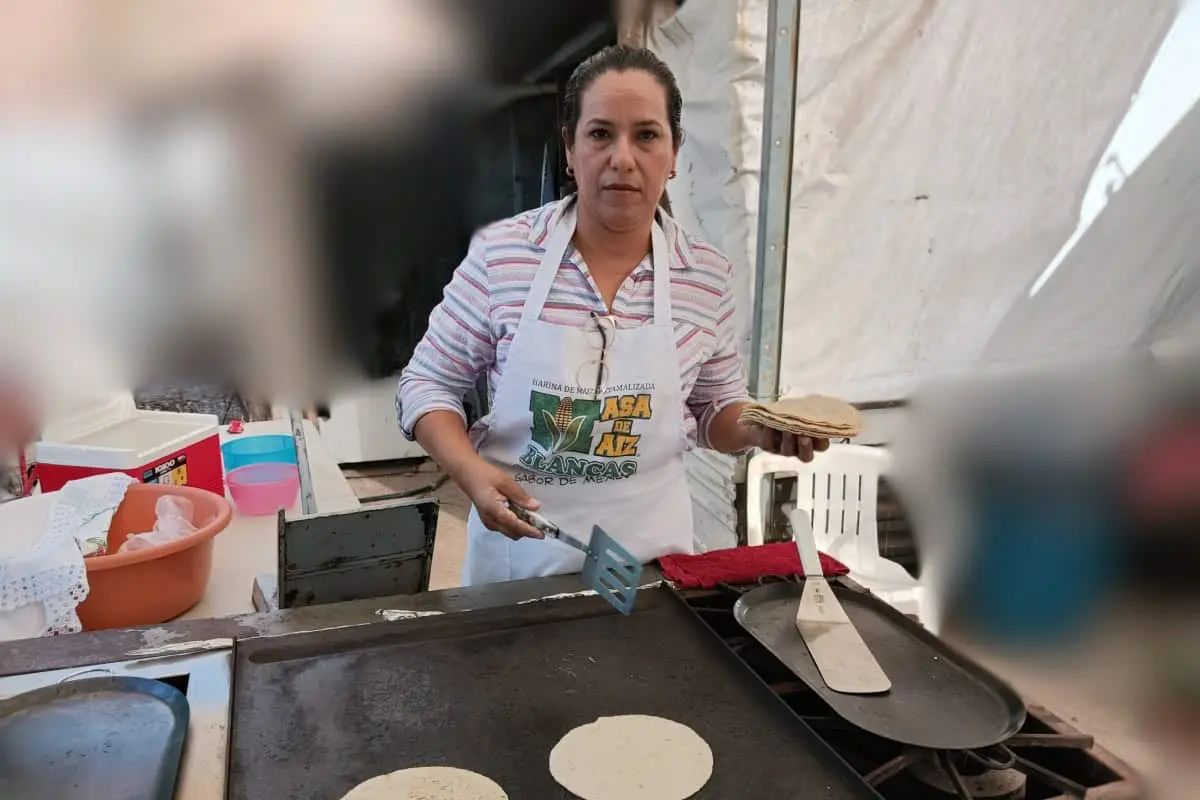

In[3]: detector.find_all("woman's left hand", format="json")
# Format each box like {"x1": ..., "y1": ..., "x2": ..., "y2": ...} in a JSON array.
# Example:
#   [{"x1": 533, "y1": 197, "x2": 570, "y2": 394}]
[
  {"x1": 748, "y1": 426, "x2": 830, "y2": 462},
  {"x1": 707, "y1": 402, "x2": 833, "y2": 460}
]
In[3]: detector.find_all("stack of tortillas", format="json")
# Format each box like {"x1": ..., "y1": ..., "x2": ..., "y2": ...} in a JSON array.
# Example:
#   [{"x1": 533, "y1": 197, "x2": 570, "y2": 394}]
[{"x1": 739, "y1": 394, "x2": 863, "y2": 440}]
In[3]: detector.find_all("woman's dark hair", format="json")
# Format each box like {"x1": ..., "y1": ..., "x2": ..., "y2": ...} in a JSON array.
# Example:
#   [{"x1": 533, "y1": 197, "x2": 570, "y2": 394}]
[{"x1": 562, "y1": 44, "x2": 684, "y2": 149}]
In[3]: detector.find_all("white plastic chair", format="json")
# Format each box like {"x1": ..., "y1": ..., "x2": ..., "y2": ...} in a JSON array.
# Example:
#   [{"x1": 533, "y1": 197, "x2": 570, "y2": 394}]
[{"x1": 745, "y1": 445, "x2": 927, "y2": 623}]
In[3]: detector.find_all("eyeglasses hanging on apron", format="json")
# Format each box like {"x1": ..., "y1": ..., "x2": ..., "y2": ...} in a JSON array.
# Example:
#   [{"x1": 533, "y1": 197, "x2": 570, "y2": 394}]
[{"x1": 578, "y1": 312, "x2": 618, "y2": 399}]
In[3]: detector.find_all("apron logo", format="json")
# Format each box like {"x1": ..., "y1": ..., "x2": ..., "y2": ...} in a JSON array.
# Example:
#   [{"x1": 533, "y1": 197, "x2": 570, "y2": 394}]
[
  {"x1": 520, "y1": 389, "x2": 654, "y2": 484},
  {"x1": 530, "y1": 394, "x2": 602, "y2": 454}
]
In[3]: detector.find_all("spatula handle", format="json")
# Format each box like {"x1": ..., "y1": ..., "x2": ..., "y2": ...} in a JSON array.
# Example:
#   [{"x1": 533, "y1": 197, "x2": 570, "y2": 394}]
[
  {"x1": 788, "y1": 507, "x2": 822, "y2": 578},
  {"x1": 508, "y1": 504, "x2": 589, "y2": 553}
]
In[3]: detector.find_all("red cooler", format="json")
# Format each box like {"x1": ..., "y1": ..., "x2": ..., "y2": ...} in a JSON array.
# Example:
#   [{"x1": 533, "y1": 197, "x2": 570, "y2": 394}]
[{"x1": 35, "y1": 394, "x2": 225, "y2": 496}]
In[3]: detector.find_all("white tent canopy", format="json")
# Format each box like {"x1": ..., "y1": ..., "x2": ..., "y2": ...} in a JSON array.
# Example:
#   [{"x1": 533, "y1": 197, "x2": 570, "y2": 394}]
[
  {"x1": 650, "y1": 0, "x2": 1187, "y2": 548},
  {"x1": 656, "y1": 0, "x2": 1181, "y2": 402},
  {"x1": 981, "y1": 96, "x2": 1200, "y2": 368},
  {"x1": 982, "y1": 1, "x2": 1200, "y2": 367}
]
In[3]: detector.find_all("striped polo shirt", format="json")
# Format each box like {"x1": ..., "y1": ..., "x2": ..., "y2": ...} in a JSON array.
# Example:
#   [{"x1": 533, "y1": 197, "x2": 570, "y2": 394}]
[{"x1": 396, "y1": 197, "x2": 748, "y2": 448}]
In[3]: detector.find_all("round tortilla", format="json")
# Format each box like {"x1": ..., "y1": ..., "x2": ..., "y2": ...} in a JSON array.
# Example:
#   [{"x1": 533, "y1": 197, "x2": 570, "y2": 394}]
[
  {"x1": 549, "y1": 714, "x2": 714, "y2": 800},
  {"x1": 340, "y1": 767, "x2": 508, "y2": 800}
]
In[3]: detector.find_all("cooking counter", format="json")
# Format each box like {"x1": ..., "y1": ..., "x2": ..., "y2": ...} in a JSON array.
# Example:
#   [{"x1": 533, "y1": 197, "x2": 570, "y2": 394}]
[
  {"x1": 0, "y1": 571, "x2": 1157, "y2": 799},
  {"x1": 0, "y1": 419, "x2": 1161, "y2": 796}
]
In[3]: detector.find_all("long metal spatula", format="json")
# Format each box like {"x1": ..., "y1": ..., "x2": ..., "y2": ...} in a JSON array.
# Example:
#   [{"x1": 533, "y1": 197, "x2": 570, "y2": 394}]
[
  {"x1": 790, "y1": 508, "x2": 891, "y2": 694},
  {"x1": 510, "y1": 505, "x2": 643, "y2": 615}
]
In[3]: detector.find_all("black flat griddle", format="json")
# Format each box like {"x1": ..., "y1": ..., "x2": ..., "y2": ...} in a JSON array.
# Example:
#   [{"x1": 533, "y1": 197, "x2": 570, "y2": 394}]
[
  {"x1": 229, "y1": 586, "x2": 881, "y2": 799},
  {"x1": 734, "y1": 581, "x2": 1027, "y2": 750},
  {"x1": 0, "y1": 676, "x2": 189, "y2": 800}
]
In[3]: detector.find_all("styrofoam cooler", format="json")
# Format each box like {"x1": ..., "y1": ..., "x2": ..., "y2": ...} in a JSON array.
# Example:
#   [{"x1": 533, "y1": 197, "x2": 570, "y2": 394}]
[{"x1": 34, "y1": 393, "x2": 225, "y2": 496}]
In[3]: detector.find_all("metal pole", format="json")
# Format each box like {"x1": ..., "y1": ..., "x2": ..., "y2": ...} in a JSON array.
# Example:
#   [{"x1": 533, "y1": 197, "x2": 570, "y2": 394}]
[
  {"x1": 289, "y1": 409, "x2": 318, "y2": 517},
  {"x1": 749, "y1": 0, "x2": 801, "y2": 403},
  {"x1": 746, "y1": 0, "x2": 801, "y2": 544}
]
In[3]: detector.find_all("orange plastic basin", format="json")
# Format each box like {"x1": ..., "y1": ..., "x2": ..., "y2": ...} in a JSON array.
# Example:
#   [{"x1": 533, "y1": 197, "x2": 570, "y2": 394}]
[{"x1": 77, "y1": 483, "x2": 233, "y2": 631}]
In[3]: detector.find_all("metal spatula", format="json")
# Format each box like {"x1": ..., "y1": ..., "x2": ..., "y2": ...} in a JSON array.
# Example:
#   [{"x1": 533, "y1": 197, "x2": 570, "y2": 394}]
[
  {"x1": 789, "y1": 508, "x2": 891, "y2": 694},
  {"x1": 510, "y1": 505, "x2": 643, "y2": 615}
]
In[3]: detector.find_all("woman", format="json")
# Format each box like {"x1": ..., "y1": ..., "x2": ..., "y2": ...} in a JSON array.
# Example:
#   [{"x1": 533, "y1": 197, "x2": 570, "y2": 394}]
[{"x1": 397, "y1": 45, "x2": 827, "y2": 585}]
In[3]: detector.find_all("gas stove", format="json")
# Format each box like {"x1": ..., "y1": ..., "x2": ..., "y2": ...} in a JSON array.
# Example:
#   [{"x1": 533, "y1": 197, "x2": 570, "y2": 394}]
[{"x1": 683, "y1": 585, "x2": 1144, "y2": 800}]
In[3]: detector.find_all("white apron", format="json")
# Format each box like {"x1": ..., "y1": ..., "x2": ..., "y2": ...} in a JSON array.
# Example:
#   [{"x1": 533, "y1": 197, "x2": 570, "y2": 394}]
[{"x1": 462, "y1": 204, "x2": 694, "y2": 585}]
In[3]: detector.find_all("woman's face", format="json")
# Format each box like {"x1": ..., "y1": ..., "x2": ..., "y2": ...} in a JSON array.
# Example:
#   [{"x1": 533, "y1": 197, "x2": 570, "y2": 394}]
[{"x1": 565, "y1": 69, "x2": 677, "y2": 233}]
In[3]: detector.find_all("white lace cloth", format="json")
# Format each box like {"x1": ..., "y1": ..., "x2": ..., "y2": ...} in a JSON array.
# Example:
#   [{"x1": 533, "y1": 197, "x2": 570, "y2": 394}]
[{"x1": 0, "y1": 474, "x2": 136, "y2": 640}]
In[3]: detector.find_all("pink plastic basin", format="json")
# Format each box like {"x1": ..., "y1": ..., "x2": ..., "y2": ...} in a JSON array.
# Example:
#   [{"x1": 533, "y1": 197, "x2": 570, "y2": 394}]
[{"x1": 227, "y1": 462, "x2": 300, "y2": 516}]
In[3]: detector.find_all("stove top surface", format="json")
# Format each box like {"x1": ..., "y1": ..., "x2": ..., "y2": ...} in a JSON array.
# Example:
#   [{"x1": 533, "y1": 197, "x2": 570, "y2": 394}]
[{"x1": 683, "y1": 585, "x2": 1143, "y2": 800}]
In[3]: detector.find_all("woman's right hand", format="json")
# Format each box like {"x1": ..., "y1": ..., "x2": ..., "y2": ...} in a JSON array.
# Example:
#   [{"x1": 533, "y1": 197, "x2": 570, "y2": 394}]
[
  {"x1": 411, "y1": 409, "x2": 543, "y2": 540},
  {"x1": 458, "y1": 459, "x2": 544, "y2": 540}
]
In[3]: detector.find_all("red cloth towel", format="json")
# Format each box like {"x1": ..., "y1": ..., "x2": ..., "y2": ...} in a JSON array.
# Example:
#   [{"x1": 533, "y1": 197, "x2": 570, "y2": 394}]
[{"x1": 658, "y1": 543, "x2": 849, "y2": 589}]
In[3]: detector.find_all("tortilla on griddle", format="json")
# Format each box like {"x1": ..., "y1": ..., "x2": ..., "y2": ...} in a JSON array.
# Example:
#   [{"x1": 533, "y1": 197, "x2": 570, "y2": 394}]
[
  {"x1": 340, "y1": 766, "x2": 508, "y2": 799},
  {"x1": 549, "y1": 714, "x2": 713, "y2": 800}
]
